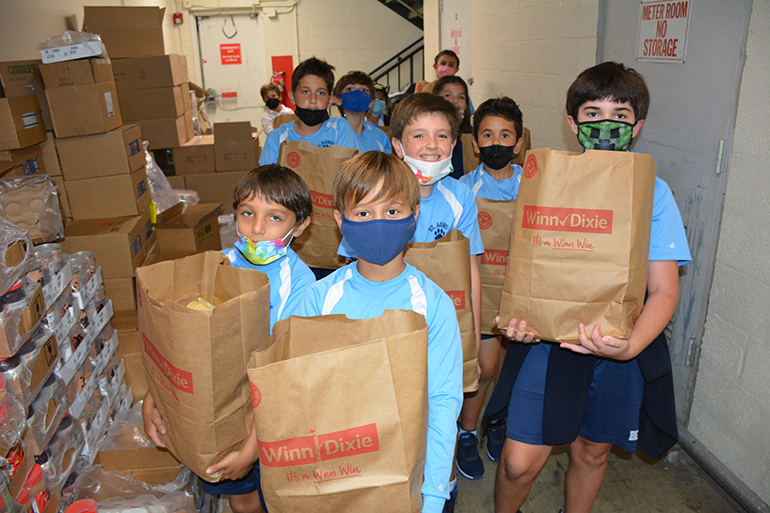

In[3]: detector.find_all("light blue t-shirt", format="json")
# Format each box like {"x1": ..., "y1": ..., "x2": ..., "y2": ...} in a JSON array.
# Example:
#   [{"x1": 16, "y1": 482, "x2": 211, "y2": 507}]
[
  {"x1": 650, "y1": 176, "x2": 691, "y2": 264},
  {"x1": 222, "y1": 246, "x2": 315, "y2": 332},
  {"x1": 357, "y1": 120, "x2": 392, "y2": 153},
  {"x1": 338, "y1": 176, "x2": 484, "y2": 259},
  {"x1": 297, "y1": 262, "x2": 462, "y2": 513},
  {"x1": 459, "y1": 163, "x2": 523, "y2": 201},
  {"x1": 258, "y1": 117, "x2": 363, "y2": 165}
]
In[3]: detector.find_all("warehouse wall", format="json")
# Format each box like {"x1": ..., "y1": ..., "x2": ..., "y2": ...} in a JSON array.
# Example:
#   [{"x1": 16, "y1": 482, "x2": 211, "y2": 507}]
[
  {"x1": 688, "y1": 1, "x2": 770, "y2": 503},
  {"x1": 468, "y1": 0, "x2": 599, "y2": 152}
]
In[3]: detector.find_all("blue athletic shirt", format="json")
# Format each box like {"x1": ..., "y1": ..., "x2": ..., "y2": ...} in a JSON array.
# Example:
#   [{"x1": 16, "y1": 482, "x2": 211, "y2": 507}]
[
  {"x1": 297, "y1": 262, "x2": 463, "y2": 513},
  {"x1": 258, "y1": 117, "x2": 363, "y2": 165},
  {"x1": 338, "y1": 176, "x2": 484, "y2": 259},
  {"x1": 222, "y1": 246, "x2": 315, "y2": 332},
  {"x1": 459, "y1": 163, "x2": 523, "y2": 201},
  {"x1": 650, "y1": 176, "x2": 691, "y2": 264},
  {"x1": 357, "y1": 120, "x2": 392, "y2": 153}
]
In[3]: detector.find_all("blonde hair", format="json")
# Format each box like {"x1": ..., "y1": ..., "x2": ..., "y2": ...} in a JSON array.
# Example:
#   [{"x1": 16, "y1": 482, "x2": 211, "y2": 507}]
[{"x1": 333, "y1": 151, "x2": 420, "y2": 217}]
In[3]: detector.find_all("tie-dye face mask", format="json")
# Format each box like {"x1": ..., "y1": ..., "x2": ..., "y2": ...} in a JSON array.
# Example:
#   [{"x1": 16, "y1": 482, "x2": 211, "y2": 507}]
[{"x1": 234, "y1": 228, "x2": 294, "y2": 266}]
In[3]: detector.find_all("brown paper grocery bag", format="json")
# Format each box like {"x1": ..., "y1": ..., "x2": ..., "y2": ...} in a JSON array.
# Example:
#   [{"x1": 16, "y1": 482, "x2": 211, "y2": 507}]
[
  {"x1": 248, "y1": 310, "x2": 428, "y2": 513},
  {"x1": 404, "y1": 230, "x2": 479, "y2": 392},
  {"x1": 135, "y1": 251, "x2": 271, "y2": 482},
  {"x1": 278, "y1": 140, "x2": 358, "y2": 269},
  {"x1": 511, "y1": 127, "x2": 532, "y2": 166},
  {"x1": 476, "y1": 198, "x2": 516, "y2": 335},
  {"x1": 498, "y1": 148, "x2": 656, "y2": 344}
]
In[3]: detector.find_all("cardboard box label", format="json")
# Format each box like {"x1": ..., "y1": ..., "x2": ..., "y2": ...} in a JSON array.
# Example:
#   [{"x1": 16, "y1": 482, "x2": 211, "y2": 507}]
[
  {"x1": 40, "y1": 42, "x2": 103, "y2": 64},
  {"x1": 21, "y1": 112, "x2": 39, "y2": 129},
  {"x1": 105, "y1": 92, "x2": 115, "y2": 117},
  {"x1": 129, "y1": 140, "x2": 141, "y2": 156},
  {"x1": 133, "y1": 235, "x2": 142, "y2": 256}
]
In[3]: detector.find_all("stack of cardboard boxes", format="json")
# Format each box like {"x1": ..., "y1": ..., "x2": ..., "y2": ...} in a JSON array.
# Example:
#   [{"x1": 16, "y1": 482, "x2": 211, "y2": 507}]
[{"x1": 174, "y1": 121, "x2": 261, "y2": 214}]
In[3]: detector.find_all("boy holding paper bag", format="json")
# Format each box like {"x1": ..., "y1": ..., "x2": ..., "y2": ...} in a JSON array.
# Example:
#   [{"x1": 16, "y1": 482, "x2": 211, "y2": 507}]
[
  {"x1": 493, "y1": 62, "x2": 691, "y2": 513},
  {"x1": 143, "y1": 165, "x2": 316, "y2": 513},
  {"x1": 298, "y1": 151, "x2": 464, "y2": 513}
]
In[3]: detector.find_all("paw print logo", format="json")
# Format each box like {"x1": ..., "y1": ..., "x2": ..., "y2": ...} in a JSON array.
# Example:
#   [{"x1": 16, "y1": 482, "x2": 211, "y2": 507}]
[
  {"x1": 286, "y1": 151, "x2": 301, "y2": 168},
  {"x1": 434, "y1": 228, "x2": 446, "y2": 239}
]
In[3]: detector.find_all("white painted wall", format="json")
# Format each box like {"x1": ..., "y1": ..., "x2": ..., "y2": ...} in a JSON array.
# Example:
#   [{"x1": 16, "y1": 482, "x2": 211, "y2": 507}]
[
  {"x1": 688, "y1": 1, "x2": 770, "y2": 503},
  {"x1": 469, "y1": 0, "x2": 598, "y2": 152}
]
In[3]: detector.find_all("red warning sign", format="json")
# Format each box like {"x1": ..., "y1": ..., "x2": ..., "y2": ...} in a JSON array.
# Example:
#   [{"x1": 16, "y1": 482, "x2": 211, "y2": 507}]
[{"x1": 221, "y1": 44, "x2": 242, "y2": 65}]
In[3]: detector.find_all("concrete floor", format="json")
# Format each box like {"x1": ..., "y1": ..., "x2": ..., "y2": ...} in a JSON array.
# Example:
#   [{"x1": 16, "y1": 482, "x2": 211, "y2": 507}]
[{"x1": 455, "y1": 444, "x2": 746, "y2": 513}]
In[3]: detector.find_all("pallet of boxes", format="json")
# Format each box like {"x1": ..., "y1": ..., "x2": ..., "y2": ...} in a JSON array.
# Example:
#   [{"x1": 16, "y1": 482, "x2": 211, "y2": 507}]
[{"x1": 0, "y1": 9, "x2": 217, "y2": 511}]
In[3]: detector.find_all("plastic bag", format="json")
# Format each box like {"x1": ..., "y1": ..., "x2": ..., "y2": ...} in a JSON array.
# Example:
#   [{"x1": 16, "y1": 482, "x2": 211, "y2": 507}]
[
  {"x1": 1, "y1": 275, "x2": 44, "y2": 356},
  {"x1": 0, "y1": 379, "x2": 26, "y2": 453},
  {"x1": 25, "y1": 374, "x2": 68, "y2": 453},
  {"x1": 0, "y1": 217, "x2": 34, "y2": 297},
  {"x1": 96, "y1": 409, "x2": 154, "y2": 452},
  {"x1": 0, "y1": 175, "x2": 64, "y2": 244},
  {"x1": 218, "y1": 213, "x2": 237, "y2": 249},
  {"x1": 71, "y1": 464, "x2": 193, "y2": 506},
  {"x1": 144, "y1": 142, "x2": 181, "y2": 216},
  {"x1": 39, "y1": 413, "x2": 85, "y2": 491},
  {"x1": 36, "y1": 30, "x2": 107, "y2": 63}
]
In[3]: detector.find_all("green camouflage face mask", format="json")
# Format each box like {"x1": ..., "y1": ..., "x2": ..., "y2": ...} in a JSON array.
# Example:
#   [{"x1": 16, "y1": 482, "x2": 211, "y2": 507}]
[{"x1": 576, "y1": 120, "x2": 634, "y2": 151}]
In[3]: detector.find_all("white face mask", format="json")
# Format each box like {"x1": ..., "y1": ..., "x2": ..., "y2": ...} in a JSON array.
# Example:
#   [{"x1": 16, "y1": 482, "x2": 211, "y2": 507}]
[{"x1": 398, "y1": 141, "x2": 454, "y2": 185}]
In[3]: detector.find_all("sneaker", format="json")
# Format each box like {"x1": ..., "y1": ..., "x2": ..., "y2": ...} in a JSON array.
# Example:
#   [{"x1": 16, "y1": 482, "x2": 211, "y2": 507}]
[
  {"x1": 456, "y1": 431, "x2": 484, "y2": 479},
  {"x1": 442, "y1": 485, "x2": 458, "y2": 513},
  {"x1": 485, "y1": 420, "x2": 506, "y2": 462}
]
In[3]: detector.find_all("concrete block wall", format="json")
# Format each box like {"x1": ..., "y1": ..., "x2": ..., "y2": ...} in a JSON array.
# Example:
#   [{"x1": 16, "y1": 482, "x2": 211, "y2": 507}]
[
  {"x1": 297, "y1": 0, "x2": 423, "y2": 87},
  {"x1": 688, "y1": 1, "x2": 770, "y2": 503},
  {"x1": 469, "y1": 0, "x2": 599, "y2": 151}
]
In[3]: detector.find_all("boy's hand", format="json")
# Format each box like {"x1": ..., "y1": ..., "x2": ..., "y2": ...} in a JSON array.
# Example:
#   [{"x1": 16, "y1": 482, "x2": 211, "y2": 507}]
[
  {"x1": 205, "y1": 448, "x2": 255, "y2": 481},
  {"x1": 142, "y1": 391, "x2": 167, "y2": 448},
  {"x1": 206, "y1": 425, "x2": 259, "y2": 480},
  {"x1": 494, "y1": 316, "x2": 539, "y2": 343},
  {"x1": 561, "y1": 322, "x2": 631, "y2": 359}
]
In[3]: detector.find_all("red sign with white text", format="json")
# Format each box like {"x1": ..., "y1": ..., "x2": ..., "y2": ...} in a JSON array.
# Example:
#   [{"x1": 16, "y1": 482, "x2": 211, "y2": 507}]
[{"x1": 221, "y1": 44, "x2": 242, "y2": 65}]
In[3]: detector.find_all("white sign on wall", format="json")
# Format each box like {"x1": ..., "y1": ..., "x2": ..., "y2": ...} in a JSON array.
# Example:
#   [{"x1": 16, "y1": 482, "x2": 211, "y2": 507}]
[{"x1": 636, "y1": 0, "x2": 691, "y2": 63}]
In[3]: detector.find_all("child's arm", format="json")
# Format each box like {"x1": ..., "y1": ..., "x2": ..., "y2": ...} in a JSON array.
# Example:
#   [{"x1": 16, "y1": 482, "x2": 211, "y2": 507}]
[
  {"x1": 258, "y1": 130, "x2": 280, "y2": 165},
  {"x1": 142, "y1": 390, "x2": 166, "y2": 447},
  {"x1": 562, "y1": 260, "x2": 680, "y2": 360},
  {"x1": 470, "y1": 254, "x2": 482, "y2": 354},
  {"x1": 205, "y1": 424, "x2": 260, "y2": 480}
]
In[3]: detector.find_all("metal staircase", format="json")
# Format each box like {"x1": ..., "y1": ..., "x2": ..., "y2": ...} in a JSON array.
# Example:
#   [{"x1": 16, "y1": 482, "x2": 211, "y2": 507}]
[
  {"x1": 369, "y1": 37, "x2": 424, "y2": 92},
  {"x1": 377, "y1": 0, "x2": 424, "y2": 30}
]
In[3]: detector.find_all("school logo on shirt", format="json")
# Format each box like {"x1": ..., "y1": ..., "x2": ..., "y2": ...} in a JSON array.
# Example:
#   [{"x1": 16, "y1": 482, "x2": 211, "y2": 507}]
[
  {"x1": 318, "y1": 140, "x2": 335, "y2": 148},
  {"x1": 429, "y1": 221, "x2": 450, "y2": 240}
]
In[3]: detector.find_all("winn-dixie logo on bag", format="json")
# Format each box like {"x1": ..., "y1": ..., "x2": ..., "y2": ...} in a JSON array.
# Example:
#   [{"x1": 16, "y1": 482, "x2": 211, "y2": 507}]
[
  {"x1": 522, "y1": 206, "x2": 613, "y2": 234},
  {"x1": 446, "y1": 290, "x2": 466, "y2": 310},
  {"x1": 259, "y1": 423, "x2": 379, "y2": 468},
  {"x1": 143, "y1": 334, "x2": 194, "y2": 396},
  {"x1": 481, "y1": 249, "x2": 509, "y2": 267},
  {"x1": 310, "y1": 190, "x2": 334, "y2": 221}
]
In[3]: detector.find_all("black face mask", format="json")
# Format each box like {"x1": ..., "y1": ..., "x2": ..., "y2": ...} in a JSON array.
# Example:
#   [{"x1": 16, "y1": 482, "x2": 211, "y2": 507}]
[
  {"x1": 479, "y1": 144, "x2": 516, "y2": 171},
  {"x1": 265, "y1": 98, "x2": 281, "y2": 110},
  {"x1": 294, "y1": 106, "x2": 330, "y2": 127}
]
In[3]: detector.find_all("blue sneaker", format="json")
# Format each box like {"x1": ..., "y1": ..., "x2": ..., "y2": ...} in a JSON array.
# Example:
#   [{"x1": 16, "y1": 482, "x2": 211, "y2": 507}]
[
  {"x1": 485, "y1": 419, "x2": 506, "y2": 461},
  {"x1": 456, "y1": 431, "x2": 484, "y2": 479}
]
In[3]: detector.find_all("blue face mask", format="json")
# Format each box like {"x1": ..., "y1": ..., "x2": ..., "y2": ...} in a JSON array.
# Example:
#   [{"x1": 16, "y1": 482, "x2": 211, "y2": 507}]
[
  {"x1": 369, "y1": 98, "x2": 386, "y2": 117},
  {"x1": 340, "y1": 214, "x2": 416, "y2": 265},
  {"x1": 340, "y1": 90, "x2": 372, "y2": 113}
]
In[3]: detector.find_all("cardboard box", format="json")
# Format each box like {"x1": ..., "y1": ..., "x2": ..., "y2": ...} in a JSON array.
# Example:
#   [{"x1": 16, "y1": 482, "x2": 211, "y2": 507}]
[
  {"x1": 119, "y1": 83, "x2": 189, "y2": 122},
  {"x1": 0, "y1": 95, "x2": 46, "y2": 150},
  {"x1": 50, "y1": 175, "x2": 71, "y2": 222},
  {"x1": 173, "y1": 135, "x2": 214, "y2": 175},
  {"x1": 40, "y1": 132, "x2": 61, "y2": 176},
  {"x1": 115, "y1": 329, "x2": 147, "y2": 403},
  {"x1": 55, "y1": 124, "x2": 143, "y2": 181},
  {"x1": 185, "y1": 171, "x2": 246, "y2": 214},
  {"x1": 214, "y1": 122, "x2": 257, "y2": 172},
  {"x1": 0, "y1": 144, "x2": 44, "y2": 178},
  {"x1": 94, "y1": 446, "x2": 183, "y2": 486},
  {"x1": 40, "y1": 59, "x2": 122, "y2": 138},
  {"x1": 65, "y1": 166, "x2": 150, "y2": 220},
  {"x1": 154, "y1": 203, "x2": 222, "y2": 255},
  {"x1": 112, "y1": 55, "x2": 188, "y2": 91},
  {"x1": 103, "y1": 277, "x2": 137, "y2": 312},
  {"x1": 184, "y1": 109, "x2": 195, "y2": 140},
  {"x1": 61, "y1": 209, "x2": 154, "y2": 279},
  {"x1": 112, "y1": 310, "x2": 138, "y2": 332},
  {"x1": 165, "y1": 175, "x2": 185, "y2": 189},
  {"x1": 0, "y1": 60, "x2": 53, "y2": 130},
  {"x1": 83, "y1": 6, "x2": 165, "y2": 59},
  {"x1": 136, "y1": 115, "x2": 189, "y2": 150}
]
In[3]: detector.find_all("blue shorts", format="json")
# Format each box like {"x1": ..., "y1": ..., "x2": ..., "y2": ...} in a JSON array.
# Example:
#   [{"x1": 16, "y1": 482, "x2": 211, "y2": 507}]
[
  {"x1": 203, "y1": 462, "x2": 267, "y2": 511},
  {"x1": 506, "y1": 343, "x2": 644, "y2": 452},
  {"x1": 481, "y1": 334, "x2": 499, "y2": 340}
]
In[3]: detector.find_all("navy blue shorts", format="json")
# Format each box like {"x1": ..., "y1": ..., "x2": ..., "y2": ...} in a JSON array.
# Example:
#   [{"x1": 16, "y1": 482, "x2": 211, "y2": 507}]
[
  {"x1": 506, "y1": 343, "x2": 644, "y2": 452},
  {"x1": 481, "y1": 334, "x2": 500, "y2": 340},
  {"x1": 203, "y1": 462, "x2": 267, "y2": 511}
]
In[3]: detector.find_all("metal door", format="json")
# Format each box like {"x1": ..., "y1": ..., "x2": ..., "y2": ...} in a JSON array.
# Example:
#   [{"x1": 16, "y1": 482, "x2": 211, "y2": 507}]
[
  {"x1": 596, "y1": 0, "x2": 753, "y2": 424},
  {"x1": 196, "y1": 13, "x2": 267, "y2": 127}
]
